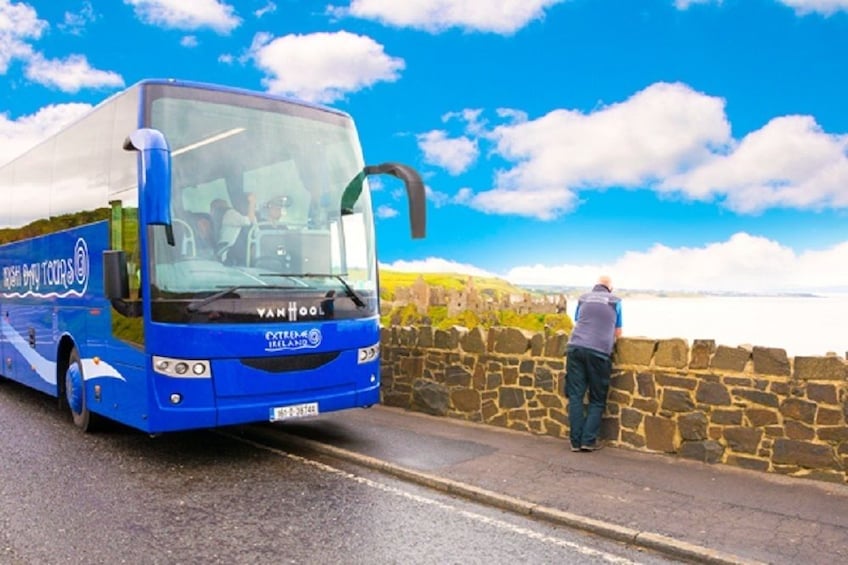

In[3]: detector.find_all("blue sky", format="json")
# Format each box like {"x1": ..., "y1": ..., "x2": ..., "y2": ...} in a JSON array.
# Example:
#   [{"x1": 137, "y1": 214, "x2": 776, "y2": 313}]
[{"x1": 1, "y1": 0, "x2": 847, "y2": 293}]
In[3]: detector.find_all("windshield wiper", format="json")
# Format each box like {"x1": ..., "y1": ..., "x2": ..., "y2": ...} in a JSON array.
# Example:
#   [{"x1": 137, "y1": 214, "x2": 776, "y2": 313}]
[
  {"x1": 254, "y1": 273, "x2": 367, "y2": 309},
  {"x1": 185, "y1": 285, "x2": 299, "y2": 313},
  {"x1": 294, "y1": 274, "x2": 366, "y2": 309}
]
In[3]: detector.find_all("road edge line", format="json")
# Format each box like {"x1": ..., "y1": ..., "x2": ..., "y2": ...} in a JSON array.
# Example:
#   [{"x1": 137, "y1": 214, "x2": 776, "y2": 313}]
[{"x1": 241, "y1": 425, "x2": 763, "y2": 565}]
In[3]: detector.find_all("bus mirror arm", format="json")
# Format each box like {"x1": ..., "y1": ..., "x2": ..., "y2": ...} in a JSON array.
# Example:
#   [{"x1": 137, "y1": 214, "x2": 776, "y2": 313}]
[
  {"x1": 123, "y1": 128, "x2": 174, "y2": 245},
  {"x1": 362, "y1": 163, "x2": 426, "y2": 239}
]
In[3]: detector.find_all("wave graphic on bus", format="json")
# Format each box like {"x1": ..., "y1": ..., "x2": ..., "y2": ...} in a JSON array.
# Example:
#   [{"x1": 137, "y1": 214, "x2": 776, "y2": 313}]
[{"x1": 0, "y1": 318, "x2": 125, "y2": 386}]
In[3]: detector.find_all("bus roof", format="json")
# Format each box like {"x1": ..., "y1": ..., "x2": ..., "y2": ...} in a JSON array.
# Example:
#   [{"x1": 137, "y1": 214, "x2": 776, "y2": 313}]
[{"x1": 0, "y1": 78, "x2": 353, "y2": 171}]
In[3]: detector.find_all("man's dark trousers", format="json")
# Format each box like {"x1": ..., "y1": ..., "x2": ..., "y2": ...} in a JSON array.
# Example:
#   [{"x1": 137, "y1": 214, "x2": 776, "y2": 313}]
[{"x1": 566, "y1": 345, "x2": 612, "y2": 449}]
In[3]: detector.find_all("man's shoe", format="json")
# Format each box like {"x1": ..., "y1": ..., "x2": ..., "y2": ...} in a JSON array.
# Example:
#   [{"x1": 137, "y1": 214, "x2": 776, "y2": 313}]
[
  {"x1": 580, "y1": 443, "x2": 603, "y2": 452},
  {"x1": 570, "y1": 445, "x2": 581, "y2": 452}
]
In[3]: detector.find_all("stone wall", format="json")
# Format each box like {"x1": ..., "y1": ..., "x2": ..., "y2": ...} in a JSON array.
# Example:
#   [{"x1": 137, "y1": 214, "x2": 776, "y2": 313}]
[{"x1": 380, "y1": 325, "x2": 848, "y2": 485}]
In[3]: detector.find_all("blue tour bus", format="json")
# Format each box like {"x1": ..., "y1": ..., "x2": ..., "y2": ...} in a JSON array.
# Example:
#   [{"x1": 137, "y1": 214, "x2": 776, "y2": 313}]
[{"x1": 0, "y1": 79, "x2": 425, "y2": 433}]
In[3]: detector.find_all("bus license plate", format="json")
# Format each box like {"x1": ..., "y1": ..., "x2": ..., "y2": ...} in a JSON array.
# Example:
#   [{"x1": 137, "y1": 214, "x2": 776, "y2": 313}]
[{"x1": 270, "y1": 402, "x2": 319, "y2": 421}]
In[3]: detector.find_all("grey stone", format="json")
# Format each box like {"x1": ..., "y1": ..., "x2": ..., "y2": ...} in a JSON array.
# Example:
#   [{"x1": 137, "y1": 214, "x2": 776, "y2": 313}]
[
  {"x1": 679, "y1": 440, "x2": 723, "y2": 463},
  {"x1": 411, "y1": 380, "x2": 449, "y2": 416}
]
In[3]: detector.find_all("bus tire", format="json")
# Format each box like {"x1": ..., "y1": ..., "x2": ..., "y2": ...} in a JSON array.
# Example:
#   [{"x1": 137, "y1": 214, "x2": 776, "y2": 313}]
[{"x1": 65, "y1": 347, "x2": 101, "y2": 432}]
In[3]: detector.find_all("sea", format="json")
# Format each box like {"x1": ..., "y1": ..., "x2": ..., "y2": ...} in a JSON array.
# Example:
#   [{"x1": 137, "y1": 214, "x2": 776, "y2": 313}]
[{"x1": 568, "y1": 294, "x2": 847, "y2": 359}]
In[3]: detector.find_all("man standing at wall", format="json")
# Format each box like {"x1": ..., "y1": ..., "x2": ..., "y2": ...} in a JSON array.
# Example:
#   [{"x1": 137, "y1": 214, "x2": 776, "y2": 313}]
[{"x1": 566, "y1": 275, "x2": 622, "y2": 452}]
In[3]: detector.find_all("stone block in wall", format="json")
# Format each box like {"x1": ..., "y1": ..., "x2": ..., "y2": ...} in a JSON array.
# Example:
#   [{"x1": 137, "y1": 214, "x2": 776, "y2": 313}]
[
  {"x1": 726, "y1": 455, "x2": 770, "y2": 472},
  {"x1": 785, "y1": 421, "x2": 815, "y2": 441},
  {"x1": 644, "y1": 415, "x2": 677, "y2": 452},
  {"x1": 534, "y1": 366, "x2": 555, "y2": 392},
  {"x1": 780, "y1": 398, "x2": 817, "y2": 424},
  {"x1": 445, "y1": 365, "x2": 472, "y2": 387},
  {"x1": 613, "y1": 337, "x2": 656, "y2": 366},
  {"x1": 545, "y1": 331, "x2": 569, "y2": 358},
  {"x1": 611, "y1": 371, "x2": 635, "y2": 394},
  {"x1": 817, "y1": 407, "x2": 843, "y2": 426},
  {"x1": 655, "y1": 338, "x2": 689, "y2": 369},
  {"x1": 679, "y1": 440, "x2": 723, "y2": 463},
  {"x1": 632, "y1": 397, "x2": 659, "y2": 414},
  {"x1": 794, "y1": 356, "x2": 848, "y2": 381},
  {"x1": 661, "y1": 389, "x2": 695, "y2": 412},
  {"x1": 498, "y1": 387, "x2": 526, "y2": 409},
  {"x1": 679, "y1": 412, "x2": 708, "y2": 441},
  {"x1": 712, "y1": 409, "x2": 743, "y2": 425},
  {"x1": 710, "y1": 345, "x2": 751, "y2": 372},
  {"x1": 492, "y1": 327, "x2": 532, "y2": 355},
  {"x1": 690, "y1": 339, "x2": 716, "y2": 370},
  {"x1": 773, "y1": 438, "x2": 841, "y2": 470},
  {"x1": 696, "y1": 381, "x2": 732, "y2": 406},
  {"x1": 620, "y1": 408, "x2": 643, "y2": 430},
  {"x1": 397, "y1": 326, "x2": 418, "y2": 347},
  {"x1": 451, "y1": 389, "x2": 481, "y2": 413},
  {"x1": 411, "y1": 380, "x2": 449, "y2": 416},
  {"x1": 818, "y1": 426, "x2": 848, "y2": 443},
  {"x1": 399, "y1": 356, "x2": 424, "y2": 381},
  {"x1": 459, "y1": 326, "x2": 486, "y2": 353},
  {"x1": 752, "y1": 346, "x2": 790, "y2": 376},
  {"x1": 746, "y1": 408, "x2": 779, "y2": 427},
  {"x1": 806, "y1": 383, "x2": 839, "y2": 404},
  {"x1": 530, "y1": 333, "x2": 544, "y2": 356},
  {"x1": 417, "y1": 326, "x2": 434, "y2": 348},
  {"x1": 636, "y1": 372, "x2": 656, "y2": 397},
  {"x1": 723, "y1": 427, "x2": 763, "y2": 454},
  {"x1": 434, "y1": 327, "x2": 460, "y2": 349},
  {"x1": 657, "y1": 373, "x2": 697, "y2": 390},
  {"x1": 600, "y1": 416, "x2": 619, "y2": 441},
  {"x1": 733, "y1": 388, "x2": 779, "y2": 408},
  {"x1": 621, "y1": 430, "x2": 646, "y2": 448}
]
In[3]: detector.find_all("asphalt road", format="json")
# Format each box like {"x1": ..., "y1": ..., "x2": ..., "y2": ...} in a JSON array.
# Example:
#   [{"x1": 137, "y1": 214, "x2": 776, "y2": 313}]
[{"x1": 0, "y1": 380, "x2": 676, "y2": 565}]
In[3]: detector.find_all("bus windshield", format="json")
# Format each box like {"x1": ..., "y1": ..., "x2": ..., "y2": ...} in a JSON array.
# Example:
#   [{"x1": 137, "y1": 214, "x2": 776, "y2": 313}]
[{"x1": 145, "y1": 85, "x2": 376, "y2": 322}]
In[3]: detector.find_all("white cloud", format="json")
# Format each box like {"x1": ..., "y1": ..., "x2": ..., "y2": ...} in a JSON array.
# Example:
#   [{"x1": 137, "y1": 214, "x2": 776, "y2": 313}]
[
  {"x1": 329, "y1": 0, "x2": 566, "y2": 34},
  {"x1": 672, "y1": 0, "x2": 848, "y2": 14},
  {"x1": 417, "y1": 130, "x2": 478, "y2": 175},
  {"x1": 504, "y1": 232, "x2": 848, "y2": 293},
  {"x1": 777, "y1": 0, "x2": 848, "y2": 15},
  {"x1": 124, "y1": 0, "x2": 240, "y2": 33},
  {"x1": 181, "y1": 35, "x2": 199, "y2": 47},
  {"x1": 467, "y1": 82, "x2": 730, "y2": 219},
  {"x1": 449, "y1": 81, "x2": 848, "y2": 219},
  {"x1": 662, "y1": 115, "x2": 848, "y2": 212},
  {"x1": 254, "y1": 1, "x2": 276, "y2": 18},
  {"x1": 0, "y1": 0, "x2": 45, "y2": 73},
  {"x1": 24, "y1": 53, "x2": 125, "y2": 93},
  {"x1": 59, "y1": 2, "x2": 97, "y2": 35},
  {"x1": 674, "y1": 0, "x2": 720, "y2": 9},
  {"x1": 249, "y1": 31, "x2": 404, "y2": 103},
  {"x1": 380, "y1": 257, "x2": 499, "y2": 278},
  {"x1": 376, "y1": 205, "x2": 398, "y2": 219},
  {"x1": 0, "y1": 102, "x2": 92, "y2": 166}
]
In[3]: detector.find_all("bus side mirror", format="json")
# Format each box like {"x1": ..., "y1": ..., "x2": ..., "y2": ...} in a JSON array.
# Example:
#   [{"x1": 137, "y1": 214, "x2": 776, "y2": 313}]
[
  {"x1": 103, "y1": 250, "x2": 129, "y2": 300},
  {"x1": 123, "y1": 128, "x2": 175, "y2": 245},
  {"x1": 104, "y1": 250, "x2": 143, "y2": 317}
]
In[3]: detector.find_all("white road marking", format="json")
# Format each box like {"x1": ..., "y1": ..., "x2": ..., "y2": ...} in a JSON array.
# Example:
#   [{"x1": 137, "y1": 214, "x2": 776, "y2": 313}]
[{"x1": 225, "y1": 432, "x2": 641, "y2": 564}]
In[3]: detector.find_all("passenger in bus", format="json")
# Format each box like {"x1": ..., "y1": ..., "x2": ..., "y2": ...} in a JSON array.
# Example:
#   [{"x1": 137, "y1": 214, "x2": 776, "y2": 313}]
[{"x1": 210, "y1": 193, "x2": 256, "y2": 262}]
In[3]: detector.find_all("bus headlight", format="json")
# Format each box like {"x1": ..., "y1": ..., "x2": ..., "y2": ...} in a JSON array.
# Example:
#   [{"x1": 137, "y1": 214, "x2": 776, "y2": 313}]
[
  {"x1": 357, "y1": 343, "x2": 380, "y2": 364},
  {"x1": 153, "y1": 356, "x2": 211, "y2": 378}
]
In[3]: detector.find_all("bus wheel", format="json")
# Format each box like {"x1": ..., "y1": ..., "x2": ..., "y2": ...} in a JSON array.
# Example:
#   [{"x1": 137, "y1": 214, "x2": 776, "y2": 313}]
[{"x1": 65, "y1": 348, "x2": 100, "y2": 432}]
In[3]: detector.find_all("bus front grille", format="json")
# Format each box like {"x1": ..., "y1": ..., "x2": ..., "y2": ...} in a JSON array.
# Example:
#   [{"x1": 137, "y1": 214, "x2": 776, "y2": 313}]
[{"x1": 240, "y1": 352, "x2": 341, "y2": 373}]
